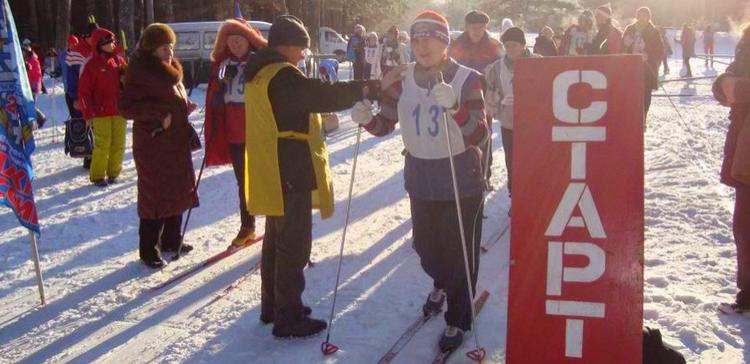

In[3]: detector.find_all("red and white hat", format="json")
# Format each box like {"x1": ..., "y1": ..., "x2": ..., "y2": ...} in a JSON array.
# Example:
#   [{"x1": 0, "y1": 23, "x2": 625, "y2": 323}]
[{"x1": 410, "y1": 10, "x2": 451, "y2": 45}]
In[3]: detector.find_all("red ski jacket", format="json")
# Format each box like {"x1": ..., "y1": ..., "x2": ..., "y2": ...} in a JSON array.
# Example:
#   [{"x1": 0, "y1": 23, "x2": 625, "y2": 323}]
[{"x1": 78, "y1": 28, "x2": 127, "y2": 120}]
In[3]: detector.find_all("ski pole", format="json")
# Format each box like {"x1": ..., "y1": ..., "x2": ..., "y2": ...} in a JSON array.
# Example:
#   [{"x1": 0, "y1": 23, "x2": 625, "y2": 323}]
[
  {"x1": 321, "y1": 91, "x2": 368, "y2": 356},
  {"x1": 175, "y1": 77, "x2": 224, "y2": 260},
  {"x1": 437, "y1": 72, "x2": 485, "y2": 362},
  {"x1": 659, "y1": 83, "x2": 687, "y2": 127}
]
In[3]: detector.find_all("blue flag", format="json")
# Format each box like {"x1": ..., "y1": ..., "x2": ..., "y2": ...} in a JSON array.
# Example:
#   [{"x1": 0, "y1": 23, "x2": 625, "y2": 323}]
[
  {"x1": 0, "y1": 0, "x2": 40, "y2": 235},
  {"x1": 234, "y1": 0, "x2": 243, "y2": 20}
]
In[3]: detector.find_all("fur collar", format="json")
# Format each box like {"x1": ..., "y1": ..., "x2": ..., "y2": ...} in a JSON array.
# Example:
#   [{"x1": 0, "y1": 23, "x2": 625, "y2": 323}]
[{"x1": 126, "y1": 50, "x2": 183, "y2": 86}]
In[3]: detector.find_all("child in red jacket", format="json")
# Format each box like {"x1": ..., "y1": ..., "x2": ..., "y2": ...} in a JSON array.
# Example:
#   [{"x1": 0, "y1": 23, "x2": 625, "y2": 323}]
[{"x1": 78, "y1": 27, "x2": 128, "y2": 187}]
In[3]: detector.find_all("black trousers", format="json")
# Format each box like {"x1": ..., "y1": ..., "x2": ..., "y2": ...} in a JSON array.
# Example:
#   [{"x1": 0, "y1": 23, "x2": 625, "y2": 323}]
[
  {"x1": 353, "y1": 60, "x2": 365, "y2": 80},
  {"x1": 735, "y1": 186, "x2": 750, "y2": 306},
  {"x1": 683, "y1": 56, "x2": 693, "y2": 77},
  {"x1": 411, "y1": 195, "x2": 484, "y2": 331},
  {"x1": 261, "y1": 191, "x2": 313, "y2": 327},
  {"x1": 229, "y1": 143, "x2": 255, "y2": 230},
  {"x1": 644, "y1": 88, "x2": 653, "y2": 117},
  {"x1": 501, "y1": 127, "x2": 513, "y2": 195},
  {"x1": 661, "y1": 57, "x2": 670, "y2": 74},
  {"x1": 139, "y1": 214, "x2": 182, "y2": 260}
]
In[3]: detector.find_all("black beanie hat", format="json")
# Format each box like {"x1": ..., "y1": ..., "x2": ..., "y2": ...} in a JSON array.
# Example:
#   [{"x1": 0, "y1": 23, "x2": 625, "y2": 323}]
[
  {"x1": 501, "y1": 27, "x2": 526, "y2": 45},
  {"x1": 268, "y1": 15, "x2": 310, "y2": 48}
]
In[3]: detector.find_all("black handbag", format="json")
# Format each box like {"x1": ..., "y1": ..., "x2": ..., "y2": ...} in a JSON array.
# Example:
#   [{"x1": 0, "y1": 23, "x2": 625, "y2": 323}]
[
  {"x1": 188, "y1": 123, "x2": 202, "y2": 152},
  {"x1": 64, "y1": 118, "x2": 94, "y2": 158}
]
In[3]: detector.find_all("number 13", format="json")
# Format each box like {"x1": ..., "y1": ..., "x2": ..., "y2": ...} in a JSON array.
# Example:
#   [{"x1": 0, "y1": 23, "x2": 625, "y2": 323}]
[{"x1": 412, "y1": 104, "x2": 440, "y2": 137}]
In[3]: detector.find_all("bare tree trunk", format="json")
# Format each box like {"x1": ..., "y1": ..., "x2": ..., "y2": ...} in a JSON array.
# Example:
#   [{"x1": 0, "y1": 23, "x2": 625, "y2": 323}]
[
  {"x1": 36, "y1": 0, "x2": 54, "y2": 45},
  {"x1": 273, "y1": 0, "x2": 288, "y2": 15},
  {"x1": 309, "y1": 0, "x2": 320, "y2": 52},
  {"x1": 55, "y1": 0, "x2": 72, "y2": 50},
  {"x1": 85, "y1": 0, "x2": 96, "y2": 18},
  {"x1": 96, "y1": 0, "x2": 115, "y2": 31},
  {"x1": 134, "y1": 0, "x2": 144, "y2": 37},
  {"x1": 119, "y1": 0, "x2": 135, "y2": 51},
  {"x1": 145, "y1": 0, "x2": 154, "y2": 24},
  {"x1": 27, "y1": 0, "x2": 40, "y2": 41},
  {"x1": 156, "y1": 0, "x2": 174, "y2": 22}
]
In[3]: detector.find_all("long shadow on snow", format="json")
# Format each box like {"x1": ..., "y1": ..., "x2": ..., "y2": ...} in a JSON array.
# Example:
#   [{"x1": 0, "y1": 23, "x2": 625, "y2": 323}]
[
  {"x1": 0, "y1": 168, "x2": 240, "y2": 306},
  {"x1": 13, "y1": 249, "x2": 264, "y2": 364},
  {"x1": 0, "y1": 260, "x2": 151, "y2": 349},
  {"x1": 180, "y1": 219, "x2": 414, "y2": 363},
  {"x1": 180, "y1": 186, "x2": 508, "y2": 363}
]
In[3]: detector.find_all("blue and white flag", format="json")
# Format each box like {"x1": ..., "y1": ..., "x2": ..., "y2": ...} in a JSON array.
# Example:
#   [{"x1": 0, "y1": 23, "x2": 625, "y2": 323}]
[{"x1": 0, "y1": 0, "x2": 39, "y2": 235}]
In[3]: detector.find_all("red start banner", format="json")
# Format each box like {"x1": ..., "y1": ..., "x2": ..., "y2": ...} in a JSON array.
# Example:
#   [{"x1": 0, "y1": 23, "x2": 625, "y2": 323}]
[{"x1": 506, "y1": 55, "x2": 644, "y2": 363}]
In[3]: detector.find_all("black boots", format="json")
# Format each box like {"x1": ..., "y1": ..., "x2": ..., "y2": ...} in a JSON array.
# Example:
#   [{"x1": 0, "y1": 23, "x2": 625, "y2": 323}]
[
  {"x1": 439, "y1": 326, "x2": 465, "y2": 352},
  {"x1": 261, "y1": 305, "x2": 312, "y2": 325},
  {"x1": 423, "y1": 288, "x2": 446, "y2": 316},
  {"x1": 272, "y1": 316, "x2": 327, "y2": 338}
]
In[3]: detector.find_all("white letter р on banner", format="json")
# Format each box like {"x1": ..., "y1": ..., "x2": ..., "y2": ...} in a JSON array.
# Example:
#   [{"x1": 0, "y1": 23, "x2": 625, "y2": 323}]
[{"x1": 546, "y1": 242, "x2": 607, "y2": 296}]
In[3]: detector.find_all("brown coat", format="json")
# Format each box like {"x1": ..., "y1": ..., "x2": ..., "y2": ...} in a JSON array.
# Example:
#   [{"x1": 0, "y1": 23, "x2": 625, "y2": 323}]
[{"x1": 118, "y1": 51, "x2": 198, "y2": 219}]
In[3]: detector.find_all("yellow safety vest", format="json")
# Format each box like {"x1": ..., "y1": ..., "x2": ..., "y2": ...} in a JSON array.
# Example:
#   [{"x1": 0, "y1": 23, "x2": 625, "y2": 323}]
[{"x1": 243, "y1": 62, "x2": 334, "y2": 219}]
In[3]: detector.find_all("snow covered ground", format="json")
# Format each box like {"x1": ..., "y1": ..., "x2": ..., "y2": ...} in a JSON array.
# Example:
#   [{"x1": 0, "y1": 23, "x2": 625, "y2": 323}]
[{"x1": 0, "y1": 38, "x2": 748, "y2": 363}]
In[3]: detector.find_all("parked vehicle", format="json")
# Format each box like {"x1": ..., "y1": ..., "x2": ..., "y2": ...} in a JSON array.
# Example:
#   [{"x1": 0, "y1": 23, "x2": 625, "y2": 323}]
[{"x1": 320, "y1": 26, "x2": 348, "y2": 61}]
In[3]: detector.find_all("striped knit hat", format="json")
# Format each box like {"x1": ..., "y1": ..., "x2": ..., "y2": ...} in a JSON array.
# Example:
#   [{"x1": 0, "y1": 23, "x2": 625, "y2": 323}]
[{"x1": 410, "y1": 10, "x2": 451, "y2": 45}]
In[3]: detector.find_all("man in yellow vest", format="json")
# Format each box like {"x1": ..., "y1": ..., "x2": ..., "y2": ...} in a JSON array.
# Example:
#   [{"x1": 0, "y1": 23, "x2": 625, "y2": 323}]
[{"x1": 243, "y1": 15, "x2": 389, "y2": 338}]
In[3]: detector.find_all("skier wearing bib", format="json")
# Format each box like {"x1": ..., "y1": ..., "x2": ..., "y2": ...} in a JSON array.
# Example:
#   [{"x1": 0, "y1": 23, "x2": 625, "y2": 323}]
[
  {"x1": 242, "y1": 15, "x2": 384, "y2": 338},
  {"x1": 351, "y1": 10, "x2": 489, "y2": 352},
  {"x1": 204, "y1": 18, "x2": 267, "y2": 249}
]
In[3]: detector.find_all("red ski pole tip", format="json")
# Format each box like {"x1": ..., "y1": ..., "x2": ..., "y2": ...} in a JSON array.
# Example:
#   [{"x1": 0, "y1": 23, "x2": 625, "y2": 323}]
[
  {"x1": 466, "y1": 347, "x2": 486, "y2": 362},
  {"x1": 321, "y1": 342, "x2": 339, "y2": 355}
]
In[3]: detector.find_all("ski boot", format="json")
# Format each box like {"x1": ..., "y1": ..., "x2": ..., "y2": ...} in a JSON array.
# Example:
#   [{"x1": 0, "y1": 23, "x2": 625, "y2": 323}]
[
  {"x1": 228, "y1": 228, "x2": 257, "y2": 250},
  {"x1": 422, "y1": 288, "x2": 446, "y2": 316},
  {"x1": 438, "y1": 326, "x2": 465, "y2": 352},
  {"x1": 260, "y1": 305, "x2": 313, "y2": 324},
  {"x1": 272, "y1": 316, "x2": 327, "y2": 338}
]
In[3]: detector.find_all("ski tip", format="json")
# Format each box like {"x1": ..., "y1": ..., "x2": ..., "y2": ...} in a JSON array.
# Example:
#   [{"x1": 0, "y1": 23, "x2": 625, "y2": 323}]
[{"x1": 321, "y1": 341, "x2": 339, "y2": 355}]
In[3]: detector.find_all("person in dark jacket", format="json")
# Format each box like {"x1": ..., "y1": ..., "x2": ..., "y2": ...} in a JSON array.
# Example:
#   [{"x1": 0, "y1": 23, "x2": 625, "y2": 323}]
[
  {"x1": 67, "y1": 21, "x2": 98, "y2": 170},
  {"x1": 119, "y1": 23, "x2": 198, "y2": 268},
  {"x1": 713, "y1": 24, "x2": 750, "y2": 312},
  {"x1": 204, "y1": 18, "x2": 268, "y2": 249},
  {"x1": 591, "y1": 5, "x2": 623, "y2": 54},
  {"x1": 346, "y1": 24, "x2": 367, "y2": 80},
  {"x1": 242, "y1": 15, "x2": 384, "y2": 338},
  {"x1": 622, "y1": 7, "x2": 664, "y2": 117},
  {"x1": 352, "y1": 10, "x2": 489, "y2": 352},
  {"x1": 675, "y1": 24, "x2": 696, "y2": 77},
  {"x1": 533, "y1": 26, "x2": 558, "y2": 57}
]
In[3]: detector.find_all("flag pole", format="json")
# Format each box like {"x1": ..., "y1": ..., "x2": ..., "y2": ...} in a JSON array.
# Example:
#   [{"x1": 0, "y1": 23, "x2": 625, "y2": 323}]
[{"x1": 28, "y1": 230, "x2": 46, "y2": 305}]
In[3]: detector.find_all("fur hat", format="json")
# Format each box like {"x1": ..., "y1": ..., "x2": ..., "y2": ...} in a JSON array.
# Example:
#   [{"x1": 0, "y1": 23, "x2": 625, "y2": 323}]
[
  {"x1": 211, "y1": 19, "x2": 268, "y2": 61},
  {"x1": 137, "y1": 23, "x2": 177, "y2": 52}
]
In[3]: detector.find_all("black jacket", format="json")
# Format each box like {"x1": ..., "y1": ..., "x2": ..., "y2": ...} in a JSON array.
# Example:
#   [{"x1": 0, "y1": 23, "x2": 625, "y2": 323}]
[
  {"x1": 533, "y1": 36, "x2": 558, "y2": 57},
  {"x1": 245, "y1": 48, "x2": 378, "y2": 193}
]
